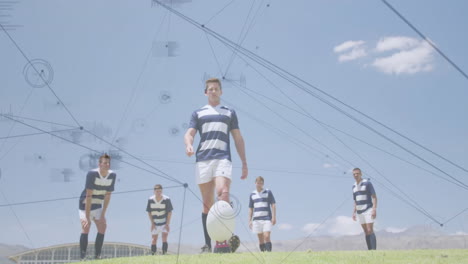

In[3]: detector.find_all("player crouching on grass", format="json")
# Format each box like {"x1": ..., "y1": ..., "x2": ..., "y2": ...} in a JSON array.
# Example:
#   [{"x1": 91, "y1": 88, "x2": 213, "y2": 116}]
[
  {"x1": 248, "y1": 176, "x2": 276, "y2": 252},
  {"x1": 146, "y1": 184, "x2": 173, "y2": 255}
]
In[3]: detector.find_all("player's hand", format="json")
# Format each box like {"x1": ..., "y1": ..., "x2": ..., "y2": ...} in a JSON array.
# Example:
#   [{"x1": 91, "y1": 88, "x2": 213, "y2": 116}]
[
  {"x1": 371, "y1": 209, "x2": 377, "y2": 219},
  {"x1": 272, "y1": 218, "x2": 276, "y2": 226},
  {"x1": 352, "y1": 213, "x2": 356, "y2": 221},
  {"x1": 249, "y1": 221, "x2": 252, "y2": 230},
  {"x1": 165, "y1": 224, "x2": 170, "y2": 232},
  {"x1": 83, "y1": 217, "x2": 91, "y2": 229},
  {"x1": 151, "y1": 224, "x2": 155, "y2": 232},
  {"x1": 241, "y1": 163, "x2": 248, "y2": 180},
  {"x1": 186, "y1": 145, "x2": 194, "y2": 157}
]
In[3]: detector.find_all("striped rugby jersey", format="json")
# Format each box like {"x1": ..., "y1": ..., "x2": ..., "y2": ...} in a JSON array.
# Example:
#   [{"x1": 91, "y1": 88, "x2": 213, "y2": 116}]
[
  {"x1": 146, "y1": 195, "x2": 173, "y2": 226},
  {"x1": 352, "y1": 178, "x2": 376, "y2": 214},
  {"x1": 249, "y1": 189, "x2": 276, "y2": 221},
  {"x1": 189, "y1": 104, "x2": 239, "y2": 162},
  {"x1": 79, "y1": 169, "x2": 116, "y2": 210}
]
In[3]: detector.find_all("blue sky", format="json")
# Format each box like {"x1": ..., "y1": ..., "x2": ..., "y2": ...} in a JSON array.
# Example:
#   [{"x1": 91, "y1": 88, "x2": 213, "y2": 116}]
[{"x1": 1, "y1": 0, "x2": 467, "y2": 249}]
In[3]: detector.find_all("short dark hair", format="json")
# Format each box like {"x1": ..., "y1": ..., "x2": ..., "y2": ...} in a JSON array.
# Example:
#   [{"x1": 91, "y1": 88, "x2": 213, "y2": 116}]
[
  {"x1": 255, "y1": 176, "x2": 264, "y2": 183},
  {"x1": 205, "y1": 78, "x2": 222, "y2": 93},
  {"x1": 99, "y1": 153, "x2": 111, "y2": 163},
  {"x1": 353, "y1": 168, "x2": 361, "y2": 173},
  {"x1": 154, "y1": 184, "x2": 163, "y2": 190}
]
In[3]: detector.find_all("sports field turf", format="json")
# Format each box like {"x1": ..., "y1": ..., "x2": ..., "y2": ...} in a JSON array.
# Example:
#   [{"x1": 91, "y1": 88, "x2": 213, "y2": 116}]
[{"x1": 76, "y1": 249, "x2": 468, "y2": 264}]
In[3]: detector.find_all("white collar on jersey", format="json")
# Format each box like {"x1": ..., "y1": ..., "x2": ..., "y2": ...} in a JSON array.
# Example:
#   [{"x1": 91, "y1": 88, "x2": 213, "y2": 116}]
[
  {"x1": 92, "y1": 168, "x2": 113, "y2": 178},
  {"x1": 151, "y1": 194, "x2": 169, "y2": 203},
  {"x1": 354, "y1": 178, "x2": 369, "y2": 187},
  {"x1": 254, "y1": 188, "x2": 266, "y2": 195}
]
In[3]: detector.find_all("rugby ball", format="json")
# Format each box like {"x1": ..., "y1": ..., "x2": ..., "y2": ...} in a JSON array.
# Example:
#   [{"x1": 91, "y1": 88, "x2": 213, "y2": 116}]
[{"x1": 207, "y1": 200, "x2": 236, "y2": 241}]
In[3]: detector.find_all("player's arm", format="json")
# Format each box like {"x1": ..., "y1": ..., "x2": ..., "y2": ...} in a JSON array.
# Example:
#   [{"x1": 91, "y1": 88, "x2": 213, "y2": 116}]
[
  {"x1": 271, "y1": 203, "x2": 277, "y2": 225},
  {"x1": 101, "y1": 192, "x2": 112, "y2": 218},
  {"x1": 352, "y1": 202, "x2": 357, "y2": 221},
  {"x1": 231, "y1": 129, "x2": 248, "y2": 179},
  {"x1": 184, "y1": 128, "x2": 197, "y2": 157},
  {"x1": 83, "y1": 189, "x2": 93, "y2": 228},
  {"x1": 166, "y1": 211, "x2": 172, "y2": 232},
  {"x1": 248, "y1": 207, "x2": 253, "y2": 229},
  {"x1": 371, "y1": 194, "x2": 377, "y2": 219},
  {"x1": 85, "y1": 189, "x2": 93, "y2": 219},
  {"x1": 148, "y1": 211, "x2": 155, "y2": 231}
]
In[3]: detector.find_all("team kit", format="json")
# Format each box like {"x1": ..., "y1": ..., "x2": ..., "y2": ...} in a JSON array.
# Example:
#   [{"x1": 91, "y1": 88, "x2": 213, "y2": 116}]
[{"x1": 78, "y1": 78, "x2": 377, "y2": 259}]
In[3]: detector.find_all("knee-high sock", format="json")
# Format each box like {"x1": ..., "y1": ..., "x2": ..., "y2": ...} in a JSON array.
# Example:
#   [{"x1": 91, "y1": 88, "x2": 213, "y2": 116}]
[
  {"x1": 202, "y1": 213, "x2": 211, "y2": 248},
  {"x1": 365, "y1": 234, "x2": 371, "y2": 250},
  {"x1": 95, "y1": 233, "x2": 105, "y2": 257},
  {"x1": 265, "y1": 242, "x2": 272, "y2": 252},
  {"x1": 162, "y1": 242, "x2": 168, "y2": 254},
  {"x1": 80, "y1": 233, "x2": 88, "y2": 258},
  {"x1": 259, "y1": 244, "x2": 265, "y2": 252},
  {"x1": 151, "y1": 244, "x2": 157, "y2": 255},
  {"x1": 370, "y1": 233, "x2": 377, "y2": 250}
]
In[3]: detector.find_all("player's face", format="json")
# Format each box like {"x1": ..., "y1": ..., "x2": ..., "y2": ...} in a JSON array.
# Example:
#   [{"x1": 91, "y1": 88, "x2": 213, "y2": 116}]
[
  {"x1": 99, "y1": 158, "x2": 110, "y2": 171},
  {"x1": 205, "y1": 83, "x2": 222, "y2": 99},
  {"x1": 255, "y1": 180, "x2": 264, "y2": 190},
  {"x1": 353, "y1": 170, "x2": 362, "y2": 182},
  {"x1": 154, "y1": 188, "x2": 163, "y2": 196}
]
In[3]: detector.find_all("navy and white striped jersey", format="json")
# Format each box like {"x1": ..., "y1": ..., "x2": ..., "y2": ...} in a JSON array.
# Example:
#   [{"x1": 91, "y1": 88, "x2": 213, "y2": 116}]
[
  {"x1": 352, "y1": 178, "x2": 376, "y2": 214},
  {"x1": 79, "y1": 169, "x2": 116, "y2": 210},
  {"x1": 146, "y1": 195, "x2": 173, "y2": 226},
  {"x1": 189, "y1": 104, "x2": 239, "y2": 162},
  {"x1": 249, "y1": 189, "x2": 276, "y2": 221}
]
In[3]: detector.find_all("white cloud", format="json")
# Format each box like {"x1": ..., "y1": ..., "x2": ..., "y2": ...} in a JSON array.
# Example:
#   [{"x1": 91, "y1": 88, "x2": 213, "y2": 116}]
[
  {"x1": 326, "y1": 216, "x2": 363, "y2": 236},
  {"x1": 334, "y1": 40, "x2": 365, "y2": 53},
  {"x1": 333, "y1": 40, "x2": 367, "y2": 62},
  {"x1": 323, "y1": 163, "x2": 338, "y2": 169},
  {"x1": 278, "y1": 223, "x2": 293, "y2": 231},
  {"x1": 338, "y1": 48, "x2": 367, "y2": 62},
  {"x1": 385, "y1": 227, "x2": 407, "y2": 233},
  {"x1": 302, "y1": 216, "x2": 362, "y2": 236},
  {"x1": 372, "y1": 41, "x2": 434, "y2": 75},
  {"x1": 334, "y1": 36, "x2": 435, "y2": 75},
  {"x1": 302, "y1": 223, "x2": 321, "y2": 234},
  {"x1": 375, "y1": 36, "x2": 419, "y2": 52}
]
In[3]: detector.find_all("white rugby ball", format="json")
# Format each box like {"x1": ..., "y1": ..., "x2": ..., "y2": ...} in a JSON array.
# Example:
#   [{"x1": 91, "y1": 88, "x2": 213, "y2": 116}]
[{"x1": 207, "y1": 200, "x2": 236, "y2": 241}]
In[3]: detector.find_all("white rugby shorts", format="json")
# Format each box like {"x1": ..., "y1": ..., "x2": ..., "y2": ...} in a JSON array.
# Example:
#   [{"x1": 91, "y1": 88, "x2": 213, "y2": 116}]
[
  {"x1": 252, "y1": 220, "x2": 272, "y2": 234},
  {"x1": 151, "y1": 225, "x2": 169, "y2": 235},
  {"x1": 195, "y1": 159, "x2": 232, "y2": 184},
  {"x1": 357, "y1": 209, "x2": 375, "y2": 224},
  {"x1": 79, "y1": 208, "x2": 102, "y2": 221}
]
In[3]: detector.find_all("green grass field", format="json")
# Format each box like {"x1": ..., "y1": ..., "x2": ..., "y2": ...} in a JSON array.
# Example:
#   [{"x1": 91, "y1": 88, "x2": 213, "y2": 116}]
[{"x1": 77, "y1": 249, "x2": 468, "y2": 264}]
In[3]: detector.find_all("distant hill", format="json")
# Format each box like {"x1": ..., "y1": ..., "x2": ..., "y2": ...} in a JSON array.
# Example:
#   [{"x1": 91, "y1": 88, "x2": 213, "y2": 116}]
[
  {"x1": 0, "y1": 243, "x2": 29, "y2": 258},
  {"x1": 237, "y1": 225, "x2": 468, "y2": 252},
  {"x1": 1, "y1": 225, "x2": 466, "y2": 258}
]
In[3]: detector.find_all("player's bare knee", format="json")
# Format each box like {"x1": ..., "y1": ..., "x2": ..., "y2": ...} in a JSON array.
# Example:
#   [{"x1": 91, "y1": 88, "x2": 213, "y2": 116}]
[
  {"x1": 217, "y1": 189, "x2": 229, "y2": 202},
  {"x1": 97, "y1": 223, "x2": 107, "y2": 233}
]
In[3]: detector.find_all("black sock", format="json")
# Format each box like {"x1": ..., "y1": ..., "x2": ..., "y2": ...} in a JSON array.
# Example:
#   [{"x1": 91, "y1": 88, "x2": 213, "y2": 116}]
[
  {"x1": 151, "y1": 244, "x2": 157, "y2": 255},
  {"x1": 80, "y1": 233, "x2": 88, "y2": 258},
  {"x1": 95, "y1": 233, "x2": 105, "y2": 257},
  {"x1": 370, "y1": 233, "x2": 377, "y2": 250},
  {"x1": 265, "y1": 242, "x2": 272, "y2": 252},
  {"x1": 365, "y1": 234, "x2": 371, "y2": 250},
  {"x1": 162, "y1": 242, "x2": 168, "y2": 254},
  {"x1": 202, "y1": 213, "x2": 211, "y2": 248},
  {"x1": 259, "y1": 244, "x2": 265, "y2": 252}
]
